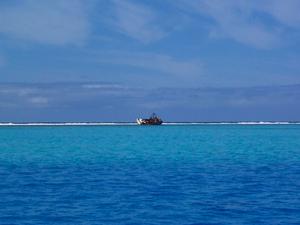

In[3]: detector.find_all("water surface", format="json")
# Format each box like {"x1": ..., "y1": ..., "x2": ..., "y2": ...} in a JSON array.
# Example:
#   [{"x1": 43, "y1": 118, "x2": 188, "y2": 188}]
[{"x1": 0, "y1": 125, "x2": 299, "y2": 224}]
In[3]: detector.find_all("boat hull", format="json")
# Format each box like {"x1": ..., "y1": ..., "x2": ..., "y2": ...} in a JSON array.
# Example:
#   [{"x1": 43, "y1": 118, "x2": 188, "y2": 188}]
[{"x1": 136, "y1": 118, "x2": 162, "y2": 125}]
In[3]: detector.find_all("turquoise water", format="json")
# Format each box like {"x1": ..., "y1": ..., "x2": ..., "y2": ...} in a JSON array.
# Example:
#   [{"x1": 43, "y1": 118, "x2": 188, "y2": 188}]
[{"x1": 0, "y1": 125, "x2": 300, "y2": 224}]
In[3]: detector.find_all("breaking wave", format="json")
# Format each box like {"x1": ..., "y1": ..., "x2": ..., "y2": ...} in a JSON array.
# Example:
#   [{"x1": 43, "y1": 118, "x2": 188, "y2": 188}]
[{"x1": 0, "y1": 122, "x2": 299, "y2": 126}]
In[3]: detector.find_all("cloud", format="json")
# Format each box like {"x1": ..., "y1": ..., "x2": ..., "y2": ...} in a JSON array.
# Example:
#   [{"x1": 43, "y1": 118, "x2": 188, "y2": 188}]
[
  {"x1": 28, "y1": 96, "x2": 49, "y2": 105},
  {"x1": 82, "y1": 84, "x2": 124, "y2": 89},
  {"x1": 0, "y1": 83, "x2": 299, "y2": 121},
  {"x1": 96, "y1": 51, "x2": 202, "y2": 78},
  {"x1": 109, "y1": 0, "x2": 168, "y2": 43},
  {"x1": 174, "y1": 0, "x2": 300, "y2": 48},
  {"x1": 0, "y1": 86, "x2": 37, "y2": 96},
  {"x1": 175, "y1": 0, "x2": 281, "y2": 48},
  {"x1": 0, "y1": 54, "x2": 5, "y2": 67},
  {"x1": 263, "y1": 0, "x2": 300, "y2": 28},
  {"x1": 0, "y1": 85, "x2": 50, "y2": 108},
  {"x1": 0, "y1": 0, "x2": 299, "y2": 49},
  {"x1": 0, "y1": 0, "x2": 90, "y2": 45}
]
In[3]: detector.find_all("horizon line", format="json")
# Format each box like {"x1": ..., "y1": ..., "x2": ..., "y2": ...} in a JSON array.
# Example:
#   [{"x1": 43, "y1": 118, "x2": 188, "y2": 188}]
[{"x1": 1, "y1": 121, "x2": 300, "y2": 126}]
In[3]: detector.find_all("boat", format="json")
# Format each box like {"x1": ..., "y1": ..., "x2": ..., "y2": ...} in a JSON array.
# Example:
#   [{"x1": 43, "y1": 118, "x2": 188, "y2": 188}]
[{"x1": 136, "y1": 113, "x2": 163, "y2": 125}]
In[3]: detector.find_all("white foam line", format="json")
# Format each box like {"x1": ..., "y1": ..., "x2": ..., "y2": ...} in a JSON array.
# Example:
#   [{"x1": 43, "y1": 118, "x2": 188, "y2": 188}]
[
  {"x1": 0, "y1": 122, "x2": 136, "y2": 126},
  {"x1": 164, "y1": 122, "x2": 300, "y2": 125},
  {"x1": 0, "y1": 122, "x2": 299, "y2": 126}
]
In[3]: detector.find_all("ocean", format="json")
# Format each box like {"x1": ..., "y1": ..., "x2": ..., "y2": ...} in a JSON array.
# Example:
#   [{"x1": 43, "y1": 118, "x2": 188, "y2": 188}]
[{"x1": 0, "y1": 124, "x2": 299, "y2": 224}]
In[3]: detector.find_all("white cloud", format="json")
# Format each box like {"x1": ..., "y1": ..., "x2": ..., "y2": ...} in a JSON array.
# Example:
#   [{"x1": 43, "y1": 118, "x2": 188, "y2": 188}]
[
  {"x1": 82, "y1": 84, "x2": 123, "y2": 89},
  {"x1": 97, "y1": 52, "x2": 202, "y2": 78},
  {"x1": 110, "y1": 0, "x2": 167, "y2": 43},
  {"x1": 29, "y1": 96, "x2": 49, "y2": 105},
  {"x1": 262, "y1": 0, "x2": 300, "y2": 28},
  {"x1": 174, "y1": 0, "x2": 300, "y2": 48},
  {"x1": 0, "y1": 0, "x2": 90, "y2": 45},
  {"x1": 0, "y1": 0, "x2": 299, "y2": 49},
  {"x1": 0, "y1": 87, "x2": 36, "y2": 96},
  {"x1": 177, "y1": 0, "x2": 280, "y2": 48},
  {"x1": 0, "y1": 83, "x2": 299, "y2": 121}
]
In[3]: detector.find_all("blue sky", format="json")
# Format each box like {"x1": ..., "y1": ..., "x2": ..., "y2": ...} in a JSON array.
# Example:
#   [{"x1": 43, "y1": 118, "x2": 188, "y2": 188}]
[{"x1": 0, "y1": 0, "x2": 300, "y2": 121}]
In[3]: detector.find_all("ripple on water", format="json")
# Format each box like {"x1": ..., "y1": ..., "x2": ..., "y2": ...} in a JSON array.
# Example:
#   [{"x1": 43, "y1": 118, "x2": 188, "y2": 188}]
[{"x1": 0, "y1": 125, "x2": 300, "y2": 224}]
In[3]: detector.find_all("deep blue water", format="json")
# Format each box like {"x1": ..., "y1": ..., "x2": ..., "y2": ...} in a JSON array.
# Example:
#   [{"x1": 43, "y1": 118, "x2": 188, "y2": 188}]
[{"x1": 0, "y1": 125, "x2": 300, "y2": 225}]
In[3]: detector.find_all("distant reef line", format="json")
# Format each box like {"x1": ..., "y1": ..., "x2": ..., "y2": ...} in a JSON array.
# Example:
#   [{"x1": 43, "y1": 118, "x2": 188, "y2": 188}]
[{"x1": 0, "y1": 122, "x2": 300, "y2": 126}]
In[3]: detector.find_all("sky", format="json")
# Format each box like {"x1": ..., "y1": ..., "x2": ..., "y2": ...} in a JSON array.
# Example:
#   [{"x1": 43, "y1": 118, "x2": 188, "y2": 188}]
[{"x1": 0, "y1": 0, "x2": 300, "y2": 122}]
